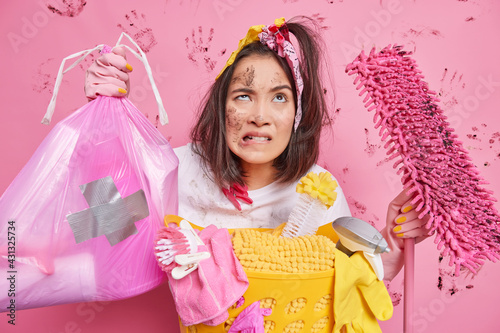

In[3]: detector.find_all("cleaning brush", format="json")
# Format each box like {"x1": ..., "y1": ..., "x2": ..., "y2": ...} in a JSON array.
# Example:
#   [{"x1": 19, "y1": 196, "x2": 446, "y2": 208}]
[
  {"x1": 154, "y1": 220, "x2": 211, "y2": 279},
  {"x1": 345, "y1": 44, "x2": 500, "y2": 276},
  {"x1": 281, "y1": 171, "x2": 338, "y2": 238},
  {"x1": 154, "y1": 226, "x2": 196, "y2": 273}
]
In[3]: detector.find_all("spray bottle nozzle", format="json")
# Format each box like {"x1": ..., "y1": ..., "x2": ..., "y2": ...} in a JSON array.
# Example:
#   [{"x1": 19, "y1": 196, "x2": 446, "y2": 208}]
[{"x1": 332, "y1": 216, "x2": 390, "y2": 280}]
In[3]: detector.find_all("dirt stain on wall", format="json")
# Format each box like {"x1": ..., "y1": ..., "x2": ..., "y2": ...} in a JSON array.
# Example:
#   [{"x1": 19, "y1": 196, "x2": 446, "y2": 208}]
[
  {"x1": 32, "y1": 58, "x2": 55, "y2": 95},
  {"x1": 438, "y1": 68, "x2": 466, "y2": 116},
  {"x1": 185, "y1": 26, "x2": 226, "y2": 73},
  {"x1": 117, "y1": 10, "x2": 157, "y2": 53},
  {"x1": 465, "y1": 123, "x2": 500, "y2": 165},
  {"x1": 364, "y1": 128, "x2": 380, "y2": 157},
  {"x1": 46, "y1": 0, "x2": 87, "y2": 17}
]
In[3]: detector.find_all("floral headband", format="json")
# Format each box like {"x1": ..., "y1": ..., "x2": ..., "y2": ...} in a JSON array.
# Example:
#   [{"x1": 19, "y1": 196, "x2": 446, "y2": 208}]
[{"x1": 216, "y1": 17, "x2": 304, "y2": 131}]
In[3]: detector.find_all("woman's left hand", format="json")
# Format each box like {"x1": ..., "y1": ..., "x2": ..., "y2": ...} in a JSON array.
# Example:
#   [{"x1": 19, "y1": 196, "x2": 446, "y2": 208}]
[
  {"x1": 381, "y1": 189, "x2": 434, "y2": 280},
  {"x1": 386, "y1": 189, "x2": 433, "y2": 248}
]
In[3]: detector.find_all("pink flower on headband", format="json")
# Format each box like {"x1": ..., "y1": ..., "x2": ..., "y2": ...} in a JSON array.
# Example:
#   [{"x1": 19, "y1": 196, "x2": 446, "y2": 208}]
[
  {"x1": 268, "y1": 24, "x2": 279, "y2": 34},
  {"x1": 268, "y1": 24, "x2": 286, "y2": 46}
]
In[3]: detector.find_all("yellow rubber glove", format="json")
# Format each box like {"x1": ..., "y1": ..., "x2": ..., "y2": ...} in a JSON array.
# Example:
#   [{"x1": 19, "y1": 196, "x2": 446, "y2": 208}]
[{"x1": 333, "y1": 249, "x2": 393, "y2": 333}]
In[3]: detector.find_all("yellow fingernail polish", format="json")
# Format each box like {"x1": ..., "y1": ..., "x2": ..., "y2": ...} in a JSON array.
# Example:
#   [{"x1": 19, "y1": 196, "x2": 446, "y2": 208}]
[
  {"x1": 397, "y1": 233, "x2": 404, "y2": 238},
  {"x1": 393, "y1": 226, "x2": 402, "y2": 232},
  {"x1": 118, "y1": 88, "x2": 127, "y2": 94},
  {"x1": 402, "y1": 205, "x2": 413, "y2": 213},
  {"x1": 126, "y1": 63, "x2": 133, "y2": 71},
  {"x1": 396, "y1": 216, "x2": 406, "y2": 224}
]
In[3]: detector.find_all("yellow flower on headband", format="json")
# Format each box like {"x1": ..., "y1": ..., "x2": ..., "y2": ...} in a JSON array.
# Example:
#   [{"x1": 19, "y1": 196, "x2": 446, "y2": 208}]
[{"x1": 215, "y1": 17, "x2": 286, "y2": 80}]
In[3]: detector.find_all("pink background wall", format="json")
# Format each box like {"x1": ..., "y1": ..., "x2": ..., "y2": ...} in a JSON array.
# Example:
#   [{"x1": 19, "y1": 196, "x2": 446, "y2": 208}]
[{"x1": 1, "y1": 0, "x2": 500, "y2": 332}]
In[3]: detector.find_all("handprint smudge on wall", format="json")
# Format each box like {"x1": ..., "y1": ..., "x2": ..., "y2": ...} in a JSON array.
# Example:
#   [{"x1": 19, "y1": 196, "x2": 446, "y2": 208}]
[
  {"x1": 185, "y1": 26, "x2": 226, "y2": 72},
  {"x1": 438, "y1": 68, "x2": 465, "y2": 111},
  {"x1": 46, "y1": 0, "x2": 87, "y2": 17},
  {"x1": 117, "y1": 10, "x2": 157, "y2": 53}
]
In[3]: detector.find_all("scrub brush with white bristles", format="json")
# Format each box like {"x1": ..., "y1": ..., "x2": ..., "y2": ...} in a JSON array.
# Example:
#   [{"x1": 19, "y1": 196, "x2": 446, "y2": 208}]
[
  {"x1": 154, "y1": 226, "x2": 196, "y2": 273},
  {"x1": 281, "y1": 171, "x2": 338, "y2": 238},
  {"x1": 154, "y1": 219, "x2": 209, "y2": 278}
]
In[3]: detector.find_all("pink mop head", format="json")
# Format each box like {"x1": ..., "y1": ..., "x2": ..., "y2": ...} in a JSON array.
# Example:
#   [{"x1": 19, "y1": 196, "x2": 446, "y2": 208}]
[{"x1": 345, "y1": 45, "x2": 500, "y2": 276}]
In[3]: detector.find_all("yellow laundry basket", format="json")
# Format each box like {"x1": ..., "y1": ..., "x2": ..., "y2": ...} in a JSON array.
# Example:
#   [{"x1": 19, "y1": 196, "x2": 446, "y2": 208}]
[{"x1": 165, "y1": 215, "x2": 339, "y2": 333}]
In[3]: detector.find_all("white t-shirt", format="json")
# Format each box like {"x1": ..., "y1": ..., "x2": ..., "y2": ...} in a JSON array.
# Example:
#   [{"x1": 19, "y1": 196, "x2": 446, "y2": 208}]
[{"x1": 174, "y1": 144, "x2": 352, "y2": 229}]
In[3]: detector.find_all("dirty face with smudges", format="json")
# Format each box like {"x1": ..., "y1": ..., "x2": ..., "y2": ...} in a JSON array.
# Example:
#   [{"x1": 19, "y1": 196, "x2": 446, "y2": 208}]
[{"x1": 225, "y1": 54, "x2": 295, "y2": 171}]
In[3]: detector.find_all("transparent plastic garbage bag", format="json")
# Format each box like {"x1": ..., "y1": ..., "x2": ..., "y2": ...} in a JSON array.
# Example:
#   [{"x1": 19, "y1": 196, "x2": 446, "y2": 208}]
[{"x1": 0, "y1": 35, "x2": 178, "y2": 311}]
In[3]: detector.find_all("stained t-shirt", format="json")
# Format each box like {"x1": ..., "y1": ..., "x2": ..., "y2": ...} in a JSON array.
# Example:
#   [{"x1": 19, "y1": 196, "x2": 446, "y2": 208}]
[{"x1": 174, "y1": 144, "x2": 352, "y2": 229}]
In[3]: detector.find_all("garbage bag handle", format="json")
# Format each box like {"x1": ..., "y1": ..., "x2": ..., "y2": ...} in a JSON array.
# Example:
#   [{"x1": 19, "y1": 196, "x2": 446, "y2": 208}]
[{"x1": 42, "y1": 32, "x2": 168, "y2": 126}]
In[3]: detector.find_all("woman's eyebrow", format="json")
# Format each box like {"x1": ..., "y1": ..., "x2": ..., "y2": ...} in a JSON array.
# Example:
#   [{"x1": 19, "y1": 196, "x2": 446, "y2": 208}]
[
  {"x1": 230, "y1": 85, "x2": 293, "y2": 94},
  {"x1": 230, "y1": 87, "x2": 254, "y2": 94},
  {"x1": 270, "y1": 84, "x2": 293, "y2": 92}
]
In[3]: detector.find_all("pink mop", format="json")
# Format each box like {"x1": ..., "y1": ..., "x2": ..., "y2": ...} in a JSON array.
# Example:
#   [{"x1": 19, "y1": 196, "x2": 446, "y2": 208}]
[{"x1": 345, "y1": 45, "x2": 500, "y2": 332}]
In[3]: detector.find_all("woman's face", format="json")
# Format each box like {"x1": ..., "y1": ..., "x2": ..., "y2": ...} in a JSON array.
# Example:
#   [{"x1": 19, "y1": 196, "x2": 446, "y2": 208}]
[{"x1": 225, "y1": 54, "x2": 295, "y2": 170}]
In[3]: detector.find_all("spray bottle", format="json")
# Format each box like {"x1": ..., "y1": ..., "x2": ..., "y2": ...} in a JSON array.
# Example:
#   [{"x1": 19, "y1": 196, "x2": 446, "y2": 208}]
[{"x1": 332, "y1": 216, "x2": 390, "y2": 280}]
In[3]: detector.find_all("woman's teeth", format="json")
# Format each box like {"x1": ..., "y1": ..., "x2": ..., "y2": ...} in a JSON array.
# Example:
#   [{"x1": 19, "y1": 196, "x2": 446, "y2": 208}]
[{"x1": 244, "y1": 136, "x2": 270, "y2": 142}]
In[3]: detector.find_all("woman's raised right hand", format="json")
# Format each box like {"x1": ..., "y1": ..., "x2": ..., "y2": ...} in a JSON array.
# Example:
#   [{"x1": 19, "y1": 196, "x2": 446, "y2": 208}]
[{"x1": 85, "y1": 46, "x2": 133, "y2": 101}]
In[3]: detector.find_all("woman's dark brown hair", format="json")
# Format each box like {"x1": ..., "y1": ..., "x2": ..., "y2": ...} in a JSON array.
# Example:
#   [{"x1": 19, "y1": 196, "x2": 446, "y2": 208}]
[{"x1": 190, "y1": 16, "x2": 331, "y2": 188}]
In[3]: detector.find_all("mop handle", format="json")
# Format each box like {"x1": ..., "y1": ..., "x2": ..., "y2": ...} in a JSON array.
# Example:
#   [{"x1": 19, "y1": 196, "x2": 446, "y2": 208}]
[{"x1": 404, "y1": 237, "x2": 415, "y2": 333}]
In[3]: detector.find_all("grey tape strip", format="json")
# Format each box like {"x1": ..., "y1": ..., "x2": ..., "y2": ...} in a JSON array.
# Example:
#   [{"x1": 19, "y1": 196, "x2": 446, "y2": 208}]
[
  {"x1": 80, "y1": 176, "x2": 121, "y2": 207},
  {"x1": 67, "y1": 176, "x2": 149, "y2": 246},
  {"x1": 106, "y1": 224, "x2": 139, "y2": 246}
]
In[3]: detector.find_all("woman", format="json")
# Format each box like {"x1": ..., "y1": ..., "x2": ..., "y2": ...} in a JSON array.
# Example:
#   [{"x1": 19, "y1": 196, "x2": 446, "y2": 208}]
[{"x1": 85, "y1": 16, "x2": 430, "y2": 280}]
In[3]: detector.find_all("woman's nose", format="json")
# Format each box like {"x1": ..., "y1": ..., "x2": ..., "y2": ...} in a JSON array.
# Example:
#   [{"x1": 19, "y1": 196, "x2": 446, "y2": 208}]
[{"x1": 249, "y1": 102, "x2": 270, "y2": 126}]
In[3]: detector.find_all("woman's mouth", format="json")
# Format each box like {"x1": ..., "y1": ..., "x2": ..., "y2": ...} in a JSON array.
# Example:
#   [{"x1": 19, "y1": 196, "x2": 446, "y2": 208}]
[{"x1": 243, "y1": 135, "x2": 271, "y2": 142}]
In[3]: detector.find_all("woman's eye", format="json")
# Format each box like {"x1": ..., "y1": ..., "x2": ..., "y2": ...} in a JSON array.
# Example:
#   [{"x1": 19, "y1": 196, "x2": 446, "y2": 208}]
[
  {"x1": 236, "y1": 95, "x2": 250, "y2": 101},
  {"x1": 273, "y1": 94, "x2": 287, "y2": 103}
]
